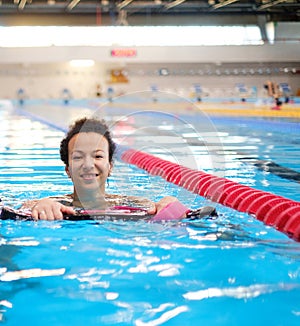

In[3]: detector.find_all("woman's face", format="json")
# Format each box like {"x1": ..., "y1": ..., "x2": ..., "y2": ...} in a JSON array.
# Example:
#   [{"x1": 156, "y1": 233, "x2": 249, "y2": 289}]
[{"x1": 65, "y1": 132, "x2": 112, "y2": 197}]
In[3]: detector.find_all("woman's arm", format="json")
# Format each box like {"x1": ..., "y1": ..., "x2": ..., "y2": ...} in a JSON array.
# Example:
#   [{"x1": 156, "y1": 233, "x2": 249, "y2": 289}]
[
  {"x1": 20, "y1": 195, "x2": 185, "y2": 221},
  {"x1": 21, "y1": 198, "x2": 75, "y2": 220}
]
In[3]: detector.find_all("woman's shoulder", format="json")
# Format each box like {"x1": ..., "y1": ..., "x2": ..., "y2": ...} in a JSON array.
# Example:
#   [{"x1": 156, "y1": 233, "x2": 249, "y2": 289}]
[{"x1": 19, "y1": 194, "x2": 73, "y2": 210}]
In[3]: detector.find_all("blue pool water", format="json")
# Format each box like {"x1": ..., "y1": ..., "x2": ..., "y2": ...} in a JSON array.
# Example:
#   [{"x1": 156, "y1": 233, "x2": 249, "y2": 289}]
[{"x1": 1, "y1": 99, "x2": 300, "y2": 325}]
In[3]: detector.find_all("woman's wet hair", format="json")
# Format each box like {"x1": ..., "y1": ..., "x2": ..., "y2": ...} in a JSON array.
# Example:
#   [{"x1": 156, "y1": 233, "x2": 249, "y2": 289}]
[{"x1": 60, "y1": 117, "x2": 116, "y2": 165}]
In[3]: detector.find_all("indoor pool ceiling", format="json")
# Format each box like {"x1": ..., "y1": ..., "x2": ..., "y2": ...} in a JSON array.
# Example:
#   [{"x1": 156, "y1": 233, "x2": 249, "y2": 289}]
[{"x1": 0, "y1": 0, "x2": 299, "y2": 23}]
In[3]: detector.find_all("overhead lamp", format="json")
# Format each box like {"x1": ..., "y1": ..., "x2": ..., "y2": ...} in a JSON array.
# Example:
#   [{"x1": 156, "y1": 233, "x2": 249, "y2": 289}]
[
  {"x1": 165, "y1": 0, "x2": 186, "y2": 10},
  {"x1": 213, "y1": 0, "x2": 239, "y2": 9},
  {"x1": 117, "y1": 0, "x2": 134, "y2": 9},
  {"x1": 258, "y1": 0, "x2": 287, "y2": 10},
  {"x1": 67, "y1": 0, "x2": 80, "y2": 11},
  {"x1": 18, "y1": 0, "x2": 27, "y2": 10}
]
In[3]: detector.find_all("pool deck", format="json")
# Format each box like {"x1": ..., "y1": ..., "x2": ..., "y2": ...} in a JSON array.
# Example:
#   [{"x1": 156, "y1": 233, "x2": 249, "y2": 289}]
[
  {"x1": 8, "y1": 98, "x2": 300, "y2": 122},
  {"x1": 99, "y1": 100, "x2": 300, "y2": 119}
]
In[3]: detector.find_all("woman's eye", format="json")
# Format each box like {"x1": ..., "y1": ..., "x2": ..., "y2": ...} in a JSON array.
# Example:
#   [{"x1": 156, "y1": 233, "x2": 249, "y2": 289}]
[
  {"x1": 95, "y1": 154, "x2": 104, "y2": 159},
  {"x1": 72, "y1": 156, "x2": 82, "y2": 160}
]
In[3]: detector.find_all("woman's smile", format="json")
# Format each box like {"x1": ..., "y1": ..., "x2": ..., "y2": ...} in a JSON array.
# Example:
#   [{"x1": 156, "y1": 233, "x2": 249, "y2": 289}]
[{"x1": 81, "y1": 173, "x2": 99, "y2": 180}]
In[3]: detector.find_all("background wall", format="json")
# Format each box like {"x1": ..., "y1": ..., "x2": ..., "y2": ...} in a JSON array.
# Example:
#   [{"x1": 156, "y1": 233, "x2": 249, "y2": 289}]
[
  {"x1": 0, "y1": 21, "x2": 299, "y2": 100},
  {"x1": 1, "y1": 62, "x2": 298, "y2": 100}
]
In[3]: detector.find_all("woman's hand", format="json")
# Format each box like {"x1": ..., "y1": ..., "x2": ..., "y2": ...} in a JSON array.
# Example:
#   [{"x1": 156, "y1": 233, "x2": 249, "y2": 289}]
[
  {"x1": 148, "y1": 196, "x2": 186, "y2": 217},
  {"x1": 31, "y1": 198, "x2": 75, "y2": 220}
]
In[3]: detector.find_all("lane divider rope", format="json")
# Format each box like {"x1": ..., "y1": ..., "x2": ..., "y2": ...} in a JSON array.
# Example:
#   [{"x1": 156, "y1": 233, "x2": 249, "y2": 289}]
[{"x1": 120, "y1": 148, "x2": 300, "y2": 241}]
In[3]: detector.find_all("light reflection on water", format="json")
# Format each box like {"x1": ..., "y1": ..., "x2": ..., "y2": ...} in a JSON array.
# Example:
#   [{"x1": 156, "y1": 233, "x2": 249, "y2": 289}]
[{"x1": 1, "y1": 216, "x2": 300, "y2": 325}]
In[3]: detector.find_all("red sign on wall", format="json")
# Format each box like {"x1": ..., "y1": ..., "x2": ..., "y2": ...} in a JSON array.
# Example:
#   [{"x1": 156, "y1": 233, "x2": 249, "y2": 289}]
[{"x1": 111, "y1": 49, "x2": 137, "y2": 57}]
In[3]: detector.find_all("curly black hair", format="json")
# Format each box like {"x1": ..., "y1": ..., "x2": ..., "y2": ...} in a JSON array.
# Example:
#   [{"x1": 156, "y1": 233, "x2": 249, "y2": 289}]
[{"x1": 60, "y1": 117, "x2": 116, "y2": 165}]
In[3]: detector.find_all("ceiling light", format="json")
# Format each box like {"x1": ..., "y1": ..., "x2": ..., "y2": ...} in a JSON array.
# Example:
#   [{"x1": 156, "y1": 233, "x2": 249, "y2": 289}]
[
  {"x1": 165, "y1": 0, "x2": 186, "y2": 10},
  {"x1": 67, "y1": 0, "x2": 80, "y2": 11}
]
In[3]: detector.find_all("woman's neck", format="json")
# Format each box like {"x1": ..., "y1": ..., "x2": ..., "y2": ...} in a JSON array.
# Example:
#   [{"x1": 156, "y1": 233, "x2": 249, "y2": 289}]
[{"x1": 72, "y1": 192, "x2": 107, "y2": 209}]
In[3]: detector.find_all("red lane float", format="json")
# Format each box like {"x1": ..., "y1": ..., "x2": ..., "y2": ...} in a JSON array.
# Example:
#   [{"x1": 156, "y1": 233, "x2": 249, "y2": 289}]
[{"x1": 121, "y1": 149, "x2": 300, "y2": 241}]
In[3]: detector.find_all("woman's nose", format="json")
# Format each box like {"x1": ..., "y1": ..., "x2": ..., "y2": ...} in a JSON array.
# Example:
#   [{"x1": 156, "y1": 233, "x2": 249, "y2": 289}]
[{"x1": 82, "y1": 156, "x2": 94, "y2": 169}]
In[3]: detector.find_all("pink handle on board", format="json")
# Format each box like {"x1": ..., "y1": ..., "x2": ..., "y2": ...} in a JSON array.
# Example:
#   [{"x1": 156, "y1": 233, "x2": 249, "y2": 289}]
[{"x1": 151, "y1": 200, "x2": 189, "y2": 221}]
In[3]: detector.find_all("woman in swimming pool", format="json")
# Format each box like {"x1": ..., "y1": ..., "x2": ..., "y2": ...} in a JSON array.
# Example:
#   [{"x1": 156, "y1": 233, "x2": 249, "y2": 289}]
[{"x1": 22, "y1": 117, "x2": 183, "y2": 220}]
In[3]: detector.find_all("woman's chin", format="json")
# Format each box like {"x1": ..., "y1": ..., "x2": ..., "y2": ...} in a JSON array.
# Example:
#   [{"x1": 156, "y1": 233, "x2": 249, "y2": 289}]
[{"x1": 75, "y1": 183, "x2": 103, "y2": 195}]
